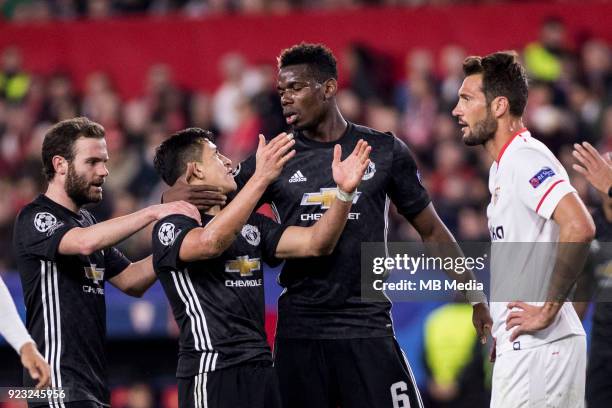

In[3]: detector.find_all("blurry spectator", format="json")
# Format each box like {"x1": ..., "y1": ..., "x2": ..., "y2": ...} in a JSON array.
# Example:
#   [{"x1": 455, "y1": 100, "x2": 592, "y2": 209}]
[
  {"x1": 143, "y1": 64, "x2": 188, "y2": 132},
  {"x1": 438, "y1": 45, "x2": 466, "y2": 112},
  {"x1": 87, "y1": 0, "x2": 113, "y2": 19},
  {"x1": 41, "y1": 72, "x2": 79, "y2": 123},
  {"x1": 423, "y1": 302, "x2": 490, "y2": 408},
  {"x1": 121, "y1": 383, "x2": 155, "y2": 408},
  {"x1": 524, "y1": 17, "x2": 569, "y2": 83},
  {"x1": 580, "y1": 39, "x2": 612, "y2": 104},
  {"x1": 213, "y1": 53, "x2": 247, "y2": 136},
  {"x1": 0, "y1": 47, "x2": 30, "y2": 103},
  {"x1": 399, "y1": 75, "x2": 438, "y2": 153},
  {"x1": 249, "y1": 63, "x2": 286, "y2": 138},
  {"x1": 343, "y1": 43, "x2": 394, "y2": 103},
  {"x1": 567, "y1": 80, "x2": 601, "y2": 144},
  {"x1": 218, "y1": 95, "x2": 261, "y2": 163},
  {"x1": 395, "y1": 48, "x2": 436, "y2": 114},
  {"x1": 188, "y1": 92, "x2": 217, "y2": 133}
]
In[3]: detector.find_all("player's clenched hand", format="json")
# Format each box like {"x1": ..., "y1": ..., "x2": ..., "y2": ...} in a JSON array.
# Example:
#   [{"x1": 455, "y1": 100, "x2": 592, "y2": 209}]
[
  {"x1": 154, "y1": 200, "x2": 202, "y2": 224},
  {"x1": 332, "y1": 139, "x2": 371, "y2": 194},
  {"x1": 253, "y1": 133, "x2": 296, "y2": 183},
  {"x1": 505, "y1": 301, "x2": 556, "y2": 342},
  {"x1": 162, "y1": 163, "x2": 227, "y2": 210},
  {"x1": 572, "y1": 142, "x2": 612, "y2": 195},
  {"x1": 20, "y1": 342, "x2": 50, "y2": 389},
  {"x1": 472, "y1": 302, "x2": 493, "y2": 345}
]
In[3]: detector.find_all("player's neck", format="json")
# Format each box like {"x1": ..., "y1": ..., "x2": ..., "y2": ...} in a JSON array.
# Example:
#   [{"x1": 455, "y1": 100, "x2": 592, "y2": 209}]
[
  {"x1": 205, "y1": 205, "x2": 221, "y2": 216},
  {"x1": 302, "y1": 107, "x2": 347, "y2": 143},
  {"x1": 486, "y1": 117, "x2": 525, "y2": 163},
  {"x1": 45, "y1": 181, "x2": 80, "y2": 213}
]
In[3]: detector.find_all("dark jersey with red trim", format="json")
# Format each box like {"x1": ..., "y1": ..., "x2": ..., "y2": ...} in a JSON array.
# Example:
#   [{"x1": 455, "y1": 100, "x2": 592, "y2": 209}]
[
  {"x1": 152, "y1": 213, "x2": 287, "y2": 378},
  {"x1": 234, "y1": 122, "x2": 430, "y2": 339},
  {"x1": 13, "y1": 194, "x2": 130, "y2": 407}
]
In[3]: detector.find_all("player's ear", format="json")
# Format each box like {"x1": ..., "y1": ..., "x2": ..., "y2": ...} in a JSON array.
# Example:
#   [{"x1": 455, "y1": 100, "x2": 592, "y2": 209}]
[
  {"x1": 492, "y1": 96, "x2": 509, "y2": 118},
  {"x1": 323, "y1": 78, "x2": 337, "y2": 100},
  {"x1": 52, "y1": 155, "x2": 68, "y2": 176},
  {"x1": 191, "y1": 161, "x2": 206, "y2": 181}
]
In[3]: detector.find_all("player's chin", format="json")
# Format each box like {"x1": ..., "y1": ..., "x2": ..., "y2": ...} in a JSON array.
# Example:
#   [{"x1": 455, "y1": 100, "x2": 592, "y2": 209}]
[
  {"x1": 223, "y1": 178, "x2": 237, "y2": 194},
  {"x1": 88, "y1": 190, "x2": 103, "y2": 203}
]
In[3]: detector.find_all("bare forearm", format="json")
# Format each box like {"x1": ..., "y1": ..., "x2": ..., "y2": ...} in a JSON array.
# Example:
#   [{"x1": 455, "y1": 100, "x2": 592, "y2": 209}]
[
  {"x1": 545, "y1": 225, "x2": 593, "y2": 311},
  {"x1": 192, "y1": 176, "x2": 268, "y2": 258},
  {"x1": 110, "y1": 256, "x2": 157, "y2": 297},
  {"x1": 59, "y1": 207, "x2": 157, "y2": 256},
  {"x1": 308, "y1": 199, "x2": 352, "y2": 255}
]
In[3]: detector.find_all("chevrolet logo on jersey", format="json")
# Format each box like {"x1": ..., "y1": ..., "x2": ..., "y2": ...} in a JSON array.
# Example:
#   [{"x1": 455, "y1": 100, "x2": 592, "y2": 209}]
[
  {"x1": 84, "y1": 264, "x2": 105, "y2": 284},
  {"x1": 300, "y1": 188, "x2": 361, "y2": 210},
  {"x1": 225, "y1": 256, "x2": 261, "y2": 277}
]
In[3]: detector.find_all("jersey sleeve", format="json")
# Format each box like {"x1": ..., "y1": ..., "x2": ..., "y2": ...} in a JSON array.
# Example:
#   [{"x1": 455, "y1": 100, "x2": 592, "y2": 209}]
[
  {"x1": 251, "y1": 213, "x2": 289, "y2": 267},
  {"x1": 386, "y1": 136, "x2": 431, "y2": 220},
  {"x1": 103, "y1": 247, "x2": 131, "y2": 280},
  {"x1": 15, "y1": 206, "x2": 75, "y2": 261},
  {"x1": 512, "y1": 149, "x2": 576, "y2": 219},
  {"x1": 152, "y1": 214, "x2": 200, "y2": 273}
]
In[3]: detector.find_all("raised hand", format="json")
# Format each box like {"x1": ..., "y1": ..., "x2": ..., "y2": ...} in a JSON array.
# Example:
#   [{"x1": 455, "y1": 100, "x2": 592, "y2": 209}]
[
  {"x1": 162, "y1": 162, "x2": 227, "y2": 211},
  {"x1": 332, "y1": 139, "x2": 371, "y2": 194},
  {"x1": 154, "y1": 200, "x2": 202, "y2": 224},
  {"x1": 572, "y1": 142, "x2": 612, "y2": 195},
  {"x1": 253, "y1": 132, "x2": 296, "y2": 184}
]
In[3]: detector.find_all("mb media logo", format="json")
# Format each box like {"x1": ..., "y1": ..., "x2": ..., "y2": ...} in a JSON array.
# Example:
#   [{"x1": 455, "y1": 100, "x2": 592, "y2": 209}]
[
  {"x1": 300, "y1": 188, "x2": 361, "y2": 210},
  {"x1": 84, "y1": 264, "x2": 105, "y2": 284},
  {"x1": 225, "y1": 256, "x2": 261, "y2": 277}
]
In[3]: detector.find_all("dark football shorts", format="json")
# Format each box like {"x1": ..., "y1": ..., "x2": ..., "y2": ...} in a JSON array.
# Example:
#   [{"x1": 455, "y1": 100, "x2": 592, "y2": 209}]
[
  {"x1": 178, "y1": 362, "x2": 281, "y2": 408},
  {"x1": 274, "y1": 336, "x2": 423, "y2": 408}
]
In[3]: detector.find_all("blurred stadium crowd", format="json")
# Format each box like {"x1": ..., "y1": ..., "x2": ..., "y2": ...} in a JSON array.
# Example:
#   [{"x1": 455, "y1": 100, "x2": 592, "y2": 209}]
[
  {"x1": 0, "y1": 8, "x2": 611, "y2": 408},
  {"x1": 0, "y1": 16, "x2": 610, "y2": 271},
  {"x1": 0, "y1": 0, "x2": 601, "y2": 23}
]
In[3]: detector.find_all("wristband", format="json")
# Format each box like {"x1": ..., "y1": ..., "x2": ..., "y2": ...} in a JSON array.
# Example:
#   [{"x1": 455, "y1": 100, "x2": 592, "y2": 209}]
[{"x1": 336, "y1": 188, "x2": 356, "y2": 202}]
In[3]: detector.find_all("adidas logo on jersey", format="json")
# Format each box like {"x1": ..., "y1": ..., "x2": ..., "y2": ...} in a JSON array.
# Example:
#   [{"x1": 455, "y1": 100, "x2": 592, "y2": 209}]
[{"x1": 289, "y1": 170, "x2": 307, "y2": 183}]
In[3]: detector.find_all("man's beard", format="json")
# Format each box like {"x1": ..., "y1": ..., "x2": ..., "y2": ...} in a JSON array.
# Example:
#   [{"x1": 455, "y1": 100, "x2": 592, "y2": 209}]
[
  {"x1": 65, "y1": 163, "x2": 103, "y2": 207},
  {"x1": 463, "y1": 108, "x2": 498, "y2": 146}
]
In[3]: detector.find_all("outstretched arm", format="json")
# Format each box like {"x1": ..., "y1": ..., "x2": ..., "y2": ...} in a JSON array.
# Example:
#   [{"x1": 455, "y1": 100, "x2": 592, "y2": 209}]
[
  {"x1": 179, "y1": 133, "x2": 296, "y2": 262},
  {"x1": 58, "y1": 201, "x2": 200, "y2": 256},
  {"x1": 275, "y1": 140, "x2": 371, "y2": 258},
  {"x1": 109, "y1": 255, "x2": 158, "y2": 297}
]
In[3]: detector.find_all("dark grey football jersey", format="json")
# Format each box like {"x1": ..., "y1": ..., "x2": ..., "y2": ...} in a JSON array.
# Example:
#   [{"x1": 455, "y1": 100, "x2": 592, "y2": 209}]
[
  {"x1": 13, "y1": 194, "x2": 130, "y2": 407},
  {"x1": 234, "y1": 122, "x2": 430, "y2": 339}
]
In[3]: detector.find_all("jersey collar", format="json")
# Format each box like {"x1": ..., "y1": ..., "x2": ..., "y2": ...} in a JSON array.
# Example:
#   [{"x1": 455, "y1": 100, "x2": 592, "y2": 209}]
[{"x1": 496, "y1": 128, "x2": 528, "y2": 164}]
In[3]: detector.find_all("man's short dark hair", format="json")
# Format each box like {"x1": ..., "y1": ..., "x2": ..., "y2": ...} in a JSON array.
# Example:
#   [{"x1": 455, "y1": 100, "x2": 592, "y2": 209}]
[
  {"x1": 154, "y1": 128, "x2": 214, "y2": 186},
  {"x1": 42, "y1": 117, "x2": 105, "y2": 181},
  {"x1": 278, "y1": 42, "x2": 338, "y2": 82},
  {"x1": 463, "y1": 51, "x2": 529, "y2": 117}
]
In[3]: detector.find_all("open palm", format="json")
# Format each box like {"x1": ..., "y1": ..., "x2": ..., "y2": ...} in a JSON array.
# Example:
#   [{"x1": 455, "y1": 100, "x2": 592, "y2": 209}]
[{"x1": 332, "y1": 139, "x2": 371, "y2": 193}]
